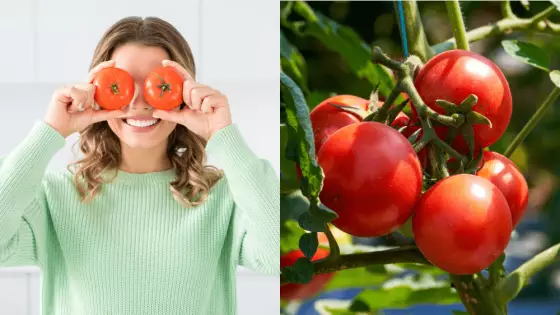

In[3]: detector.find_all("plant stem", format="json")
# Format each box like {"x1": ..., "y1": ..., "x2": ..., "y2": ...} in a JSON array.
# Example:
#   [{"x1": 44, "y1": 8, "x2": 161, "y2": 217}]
[
  {"x1": 280, "y1": 246, "x2": 429, "y2": 285},
  {"x1": 433, "y1": 5, "x2": 560, "y2": 53},
  {"x1": 500, "y1": 0, "x2": 514, "y2": 19},
  {"x1": 498, "y1": 243, "x2": 560, "y2": 304},
  {"x1": 445, "y1": 0, "x2": 470, "y2": 51},
  {"x1": 396, "y1": 0, "x2": 435, "y2": 62},
  {"x1": 504, "y1": 87, "x2": 560, "y2": 158},
  {"x1": 324, "y1": 224, "x2": 340, "y2": 261}
]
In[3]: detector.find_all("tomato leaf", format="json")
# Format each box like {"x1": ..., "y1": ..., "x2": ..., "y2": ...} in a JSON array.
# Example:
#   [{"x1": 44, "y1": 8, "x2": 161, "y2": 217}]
[
  {"x1": 348, "y1": 274, "x2": 460, "y2": 310},
  {"x1": 282, "y1": 257, "x2": 314, "y2": 284},
  {"x1": 281, "y1": 30, "x2": 309, "y2": 96},
  {"x1": 550, "y1": 70, "x2": 560, "y2": 88},
  {"x1": 287, "y1": 1, "x2": 398, "y2": 101},
  {"x1": 299, "y1": 232, "x2": 319, "y2": 259},
  {"x1": 281, "y1": 219, "x2": 307, "y2": 254},
  {"x1": 281, "y1": 190, "x2": 310, "y2": 223},
  {"x1": 325, "y1": 267, "x2": 392, "y2": 291},
  {"x1": 280, "y1": 72, "x2": 324, "y2": 201},
  {"x1": 280, "y1": 124, "x2": 301, "y2": 194},
  {"x1": 298, "y1": 211, "x2": 327, "y2": 232},
  {"x1": 501, "y1": 40, "x2": 550, "y2": 71}
]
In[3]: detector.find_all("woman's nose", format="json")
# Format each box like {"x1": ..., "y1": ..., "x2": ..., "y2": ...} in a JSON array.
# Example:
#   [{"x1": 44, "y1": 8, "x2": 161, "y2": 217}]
[{"x1": 128, "y1": 82, "x2": 153, "y2": 111}]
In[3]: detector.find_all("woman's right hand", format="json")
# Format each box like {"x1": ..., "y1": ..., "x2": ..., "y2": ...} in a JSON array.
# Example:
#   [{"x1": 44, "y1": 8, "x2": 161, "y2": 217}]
[{"x1": 44, "y1": 60, "x2": 127, "y2": 138}]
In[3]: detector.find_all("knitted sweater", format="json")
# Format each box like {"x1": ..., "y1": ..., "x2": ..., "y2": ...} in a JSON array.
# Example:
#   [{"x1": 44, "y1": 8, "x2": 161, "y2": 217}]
[{"x1": 0, "y1": 121, "x2": 279, "y2": 315}]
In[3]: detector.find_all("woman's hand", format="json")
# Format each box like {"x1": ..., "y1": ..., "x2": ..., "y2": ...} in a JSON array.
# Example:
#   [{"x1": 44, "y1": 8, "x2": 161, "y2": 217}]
[
  {"x1": 44, "y1": 60, "x2": 127, "y2": 138},
  {"x1": 151, "y1": 60, "x2": 233, "y2": 141}
]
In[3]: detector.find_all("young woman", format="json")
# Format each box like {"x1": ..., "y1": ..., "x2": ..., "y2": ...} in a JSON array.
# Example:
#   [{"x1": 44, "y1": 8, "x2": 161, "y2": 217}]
[{"x1": 0, "y1": 16, "x2": 278, "y2": 315}]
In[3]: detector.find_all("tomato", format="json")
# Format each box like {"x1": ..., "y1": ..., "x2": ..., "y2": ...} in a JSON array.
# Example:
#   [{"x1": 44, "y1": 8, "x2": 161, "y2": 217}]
[
  {"x1": 317, "y1": 121, "x2": 423, "y2": 237},
  {"x1": 309, "y1": 95, "x2": 370, "y2": 153},
  {"x1": 476, "y1": 151, "x2": 529, "y2": 227},
  {"x1": 144, "y1": 66, "x2": 184, "y2": 110},
  {"x1": 280, "y1": 248, "x2": 334, "y2": 301},
  {"x1": 411, "y1": 50, "x2": 512, "y2": 153},
  {"x1": 92, "y1": 67, "x2": 135, "y2": 110},
  {"x1": 412, "y1": 174, "x2": 512, "y2": 275}
]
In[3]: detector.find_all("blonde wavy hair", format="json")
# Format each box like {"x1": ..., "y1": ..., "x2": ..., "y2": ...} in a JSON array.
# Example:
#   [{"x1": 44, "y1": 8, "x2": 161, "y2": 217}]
[{"x1": 68, "y1": 16, "x2": 223, "y2": 206}]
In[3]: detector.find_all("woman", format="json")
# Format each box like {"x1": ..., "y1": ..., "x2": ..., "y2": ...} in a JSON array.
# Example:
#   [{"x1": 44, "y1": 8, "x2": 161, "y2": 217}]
[{"x1": 0, "y1": 16, "x2": 278, "y2": 315}]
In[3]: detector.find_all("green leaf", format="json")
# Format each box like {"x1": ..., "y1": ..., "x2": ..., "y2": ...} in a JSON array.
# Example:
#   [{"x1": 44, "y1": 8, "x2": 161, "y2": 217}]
[
  {"x1": 349, "y1": 274, "x2": 460, "y2": 310},
  {"x1": 281, "y1": 219, "x2": 307, "y2": 254},
  {"x1": 325, "y1": 267, "x2": 392, "y2": 291},
  {"x1": 283, "y1": 257, "x2": 315, "y2": 284},
  {"x1": 501, "y1": 40, "x2": 550, "y2": 71},
  {"x1": 315, "y1": 202, "x2": 339, "y2": 221},
  {"x1": 280, "y1": 72, "x2": 324, "y2": 200},
  {"x1": 289, "y1": 1, "x2": 398, "y2": 101},
  {"x1": 280, "y1": 124, "x2": 300, "y2": 194},
  {"x1": 298, "y1": 211, "x2": 327, "y2": 232},
  {"x1": 299, "y1": 232, "x2": 319, "y2": 259},
  {"x1": 550, "y1": 70, "x2": 560, "y2": 88},
  {"x1": 281, "y1": 30, "x2": 309, "y2": 95},
  {"x1": 281, "y1": 190, "x2": 310, "y2": 223}
]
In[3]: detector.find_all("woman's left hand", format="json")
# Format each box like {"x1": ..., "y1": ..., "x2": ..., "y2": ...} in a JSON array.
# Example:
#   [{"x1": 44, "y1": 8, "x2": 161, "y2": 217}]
[{"x1": 152, "y1": 60, "x2": 232, "y2": 141}]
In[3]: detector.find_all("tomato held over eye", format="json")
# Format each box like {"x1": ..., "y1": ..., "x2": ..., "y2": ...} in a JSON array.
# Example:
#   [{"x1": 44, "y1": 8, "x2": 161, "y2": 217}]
[
  {"x1": 411, "y1": 50, "x2": 512, "y2": 153},
  {"x1": 92, "y1": 67, "x2": 135, "y2": 110},
  {"x1": 280, "y1": 248, "x2": 334, "y2": 301},
  {"x1": 317, "y1": 121, "x2": 423, "y2": 237},
  {"x1": 412, "y1": 174, "x2": 513, "y2": 275},
  {"x1": 144, "y1": 66, "x2": 184, "y2": 110},
  {"x1": 476, "y1": 151, "x2": 529, "y2": 228}
]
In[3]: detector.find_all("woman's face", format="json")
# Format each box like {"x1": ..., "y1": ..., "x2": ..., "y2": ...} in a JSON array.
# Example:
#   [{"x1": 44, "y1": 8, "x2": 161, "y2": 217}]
[{"x1": 107, "y1": 43, "x2": 178, "y2": 150}]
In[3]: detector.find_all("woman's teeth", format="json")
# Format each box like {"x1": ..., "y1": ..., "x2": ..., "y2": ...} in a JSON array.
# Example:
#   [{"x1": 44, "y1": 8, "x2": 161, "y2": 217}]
[{"x1": 125, "y1": 119, "x2": 159, "y2": 127}]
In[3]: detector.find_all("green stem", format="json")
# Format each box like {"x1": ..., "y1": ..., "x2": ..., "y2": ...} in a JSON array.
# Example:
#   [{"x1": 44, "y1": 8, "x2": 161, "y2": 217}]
[
  {"x1": 433, "y1": 5, "x2": 560, "y2": 53},
  {"x1": 396, "y1": 0, "x2": 435, "y2": 62},
  {"x1": 498, "y1": 243, "x2": 560, "y2": 304},
  {"x1": 324, "y1": 224, "x2": 340, "y2": 262},
  {"x1": 280, "y1": 246, "x2": 429, "y2": 285},
  {"x1": 500, "y1": 0, "x2": 514, "y2": 19},
  {"x1": 445, "y1": 0, "x2": 470, "y2": 51},
  {"x1": 504, "y1": 87, "x2": 560, "y2": 158}
]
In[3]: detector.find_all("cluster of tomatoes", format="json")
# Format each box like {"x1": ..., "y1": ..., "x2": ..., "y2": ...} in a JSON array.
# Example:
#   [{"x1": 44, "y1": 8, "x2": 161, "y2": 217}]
[
  {"x1": 92, "y1": 66, "x2": 184, "y2": 111},
  {"x1": 282, "y1": 49, "x2": 529, "y2": 301}
]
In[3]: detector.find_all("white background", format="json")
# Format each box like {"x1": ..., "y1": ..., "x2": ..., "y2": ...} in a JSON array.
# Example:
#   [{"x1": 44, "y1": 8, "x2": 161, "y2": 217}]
[{"x1": 0, "y1": 0, "x2": 279, "y2": 314}]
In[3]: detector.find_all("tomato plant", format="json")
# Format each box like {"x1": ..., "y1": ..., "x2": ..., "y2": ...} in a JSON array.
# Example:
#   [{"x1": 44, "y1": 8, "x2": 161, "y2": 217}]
[
  {"x1": 144, "y1": 66, "x2": 184, "y2": 110},
  {"x1": 476, "y1": 151, "x2": 529, "y2": 228},
  {"x1": 92, "y1": 67, "x2": 135, "y2": 110},
  {"x1": 317, "y1": 121, "x2": 423, "y2": 237},
  {"x1": 411, "y1": 49, "x2": 512, "y2": 154},
  {"x1": 412, "y1": 174, "x2": 512, "y2": 275},
  {"x1": 280, "y1": 248, "x2": 334, "y2": 301}
]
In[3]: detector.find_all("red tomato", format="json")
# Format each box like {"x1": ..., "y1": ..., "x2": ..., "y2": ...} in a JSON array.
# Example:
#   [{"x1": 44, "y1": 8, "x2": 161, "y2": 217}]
[
  {"x1": 144, "y1": 66, "x2": 184, "y2": 110},
  {"x1": 412, "y1": 174, "x2": 512, "y2": 275},
  {"x1": 411, "y1": 50, "x2": 512, "y2": 153},
  {"x1": 476, "y1": 151, "x2": 529, "y2": 227},
  {"x1": 280, "y1": 248, "x2": 334, "y2": 301},
  {"x1": 309, "y1": 95, "x2": 370, "y2": 153},
  {"x1": 92, "y1": 67, "x2": 135, "y2": 110},
  {"x1": 317, "y1": 122, "x2": 423, "y2": 237}
]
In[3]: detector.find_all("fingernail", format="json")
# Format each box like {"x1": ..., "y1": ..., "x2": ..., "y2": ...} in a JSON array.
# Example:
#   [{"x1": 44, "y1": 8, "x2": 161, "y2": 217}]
[
  {"x1": 152, "y1": 112, "x2": 160, "y2": 118},
  {"x1": 77, "y1": 102, "x2": 84, "y2": 111}
]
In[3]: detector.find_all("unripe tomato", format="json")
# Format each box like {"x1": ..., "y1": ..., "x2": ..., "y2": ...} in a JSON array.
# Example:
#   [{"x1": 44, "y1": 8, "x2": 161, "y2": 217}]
[
  {"x1": 411, "y1": 50, "x2": 512, "y2": 153},
  {"x1": 412, "y1": 174, "x2": 513, "y2": 275},
  {"x1": 317, "y1": 122, "x2": 423, "y2": 237},
  {"x1": 476, "y1": 151, "x2": 529, "y2": 227},
  {"x1": 280, "y1": 248, "x2": 334, "y2": 301}
]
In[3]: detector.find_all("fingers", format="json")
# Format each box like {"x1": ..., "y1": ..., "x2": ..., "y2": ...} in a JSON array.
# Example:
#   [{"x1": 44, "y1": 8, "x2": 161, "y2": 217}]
[
  {"x1": 87, "y1": 60, "x2": 116, "y2": 82},
  {"x1": 152, "y1": 109, "x2": 184, "y2": 125},
  {"x1": 201, "y1": 94, "x2": 227, "y2": 113},
  {"x1": 187, "y1": 85, "x2": 218, "y2": 111},
  {"x1": 52, "y1": 84, "x2": 95, "y2": 112},
  {"x1": 161, "y1": 59, "x2": 194, "y2": 82},
  {"x1": 75, "y1": 107, "x2": 126, "y2": 125}
]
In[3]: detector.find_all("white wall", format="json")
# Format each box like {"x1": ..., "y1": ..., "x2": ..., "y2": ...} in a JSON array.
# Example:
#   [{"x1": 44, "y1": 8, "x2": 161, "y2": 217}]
[{"x1": 0, "y1": 0, "x2": 279, "y2": 314}]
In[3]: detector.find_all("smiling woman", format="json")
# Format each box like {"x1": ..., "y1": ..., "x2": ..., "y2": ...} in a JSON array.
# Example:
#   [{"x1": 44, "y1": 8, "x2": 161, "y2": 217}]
[{"x1": 0, "y1": 15, "x2": 279, "y2": 315}]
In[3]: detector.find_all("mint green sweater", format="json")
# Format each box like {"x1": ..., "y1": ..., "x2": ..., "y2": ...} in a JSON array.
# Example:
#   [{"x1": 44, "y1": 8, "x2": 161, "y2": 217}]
[{"x1": 0, "y1": 121, "x2": 279, "y2": 315}]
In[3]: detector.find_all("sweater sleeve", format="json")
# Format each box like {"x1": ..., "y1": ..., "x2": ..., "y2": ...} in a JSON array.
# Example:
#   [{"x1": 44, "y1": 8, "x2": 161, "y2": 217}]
[
  {"x1": 0, "y1": 121, "x2": 66, "y2": 267},
  {"x1": 206, "y1": 123, "x2": 280, "y2": 276}
]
